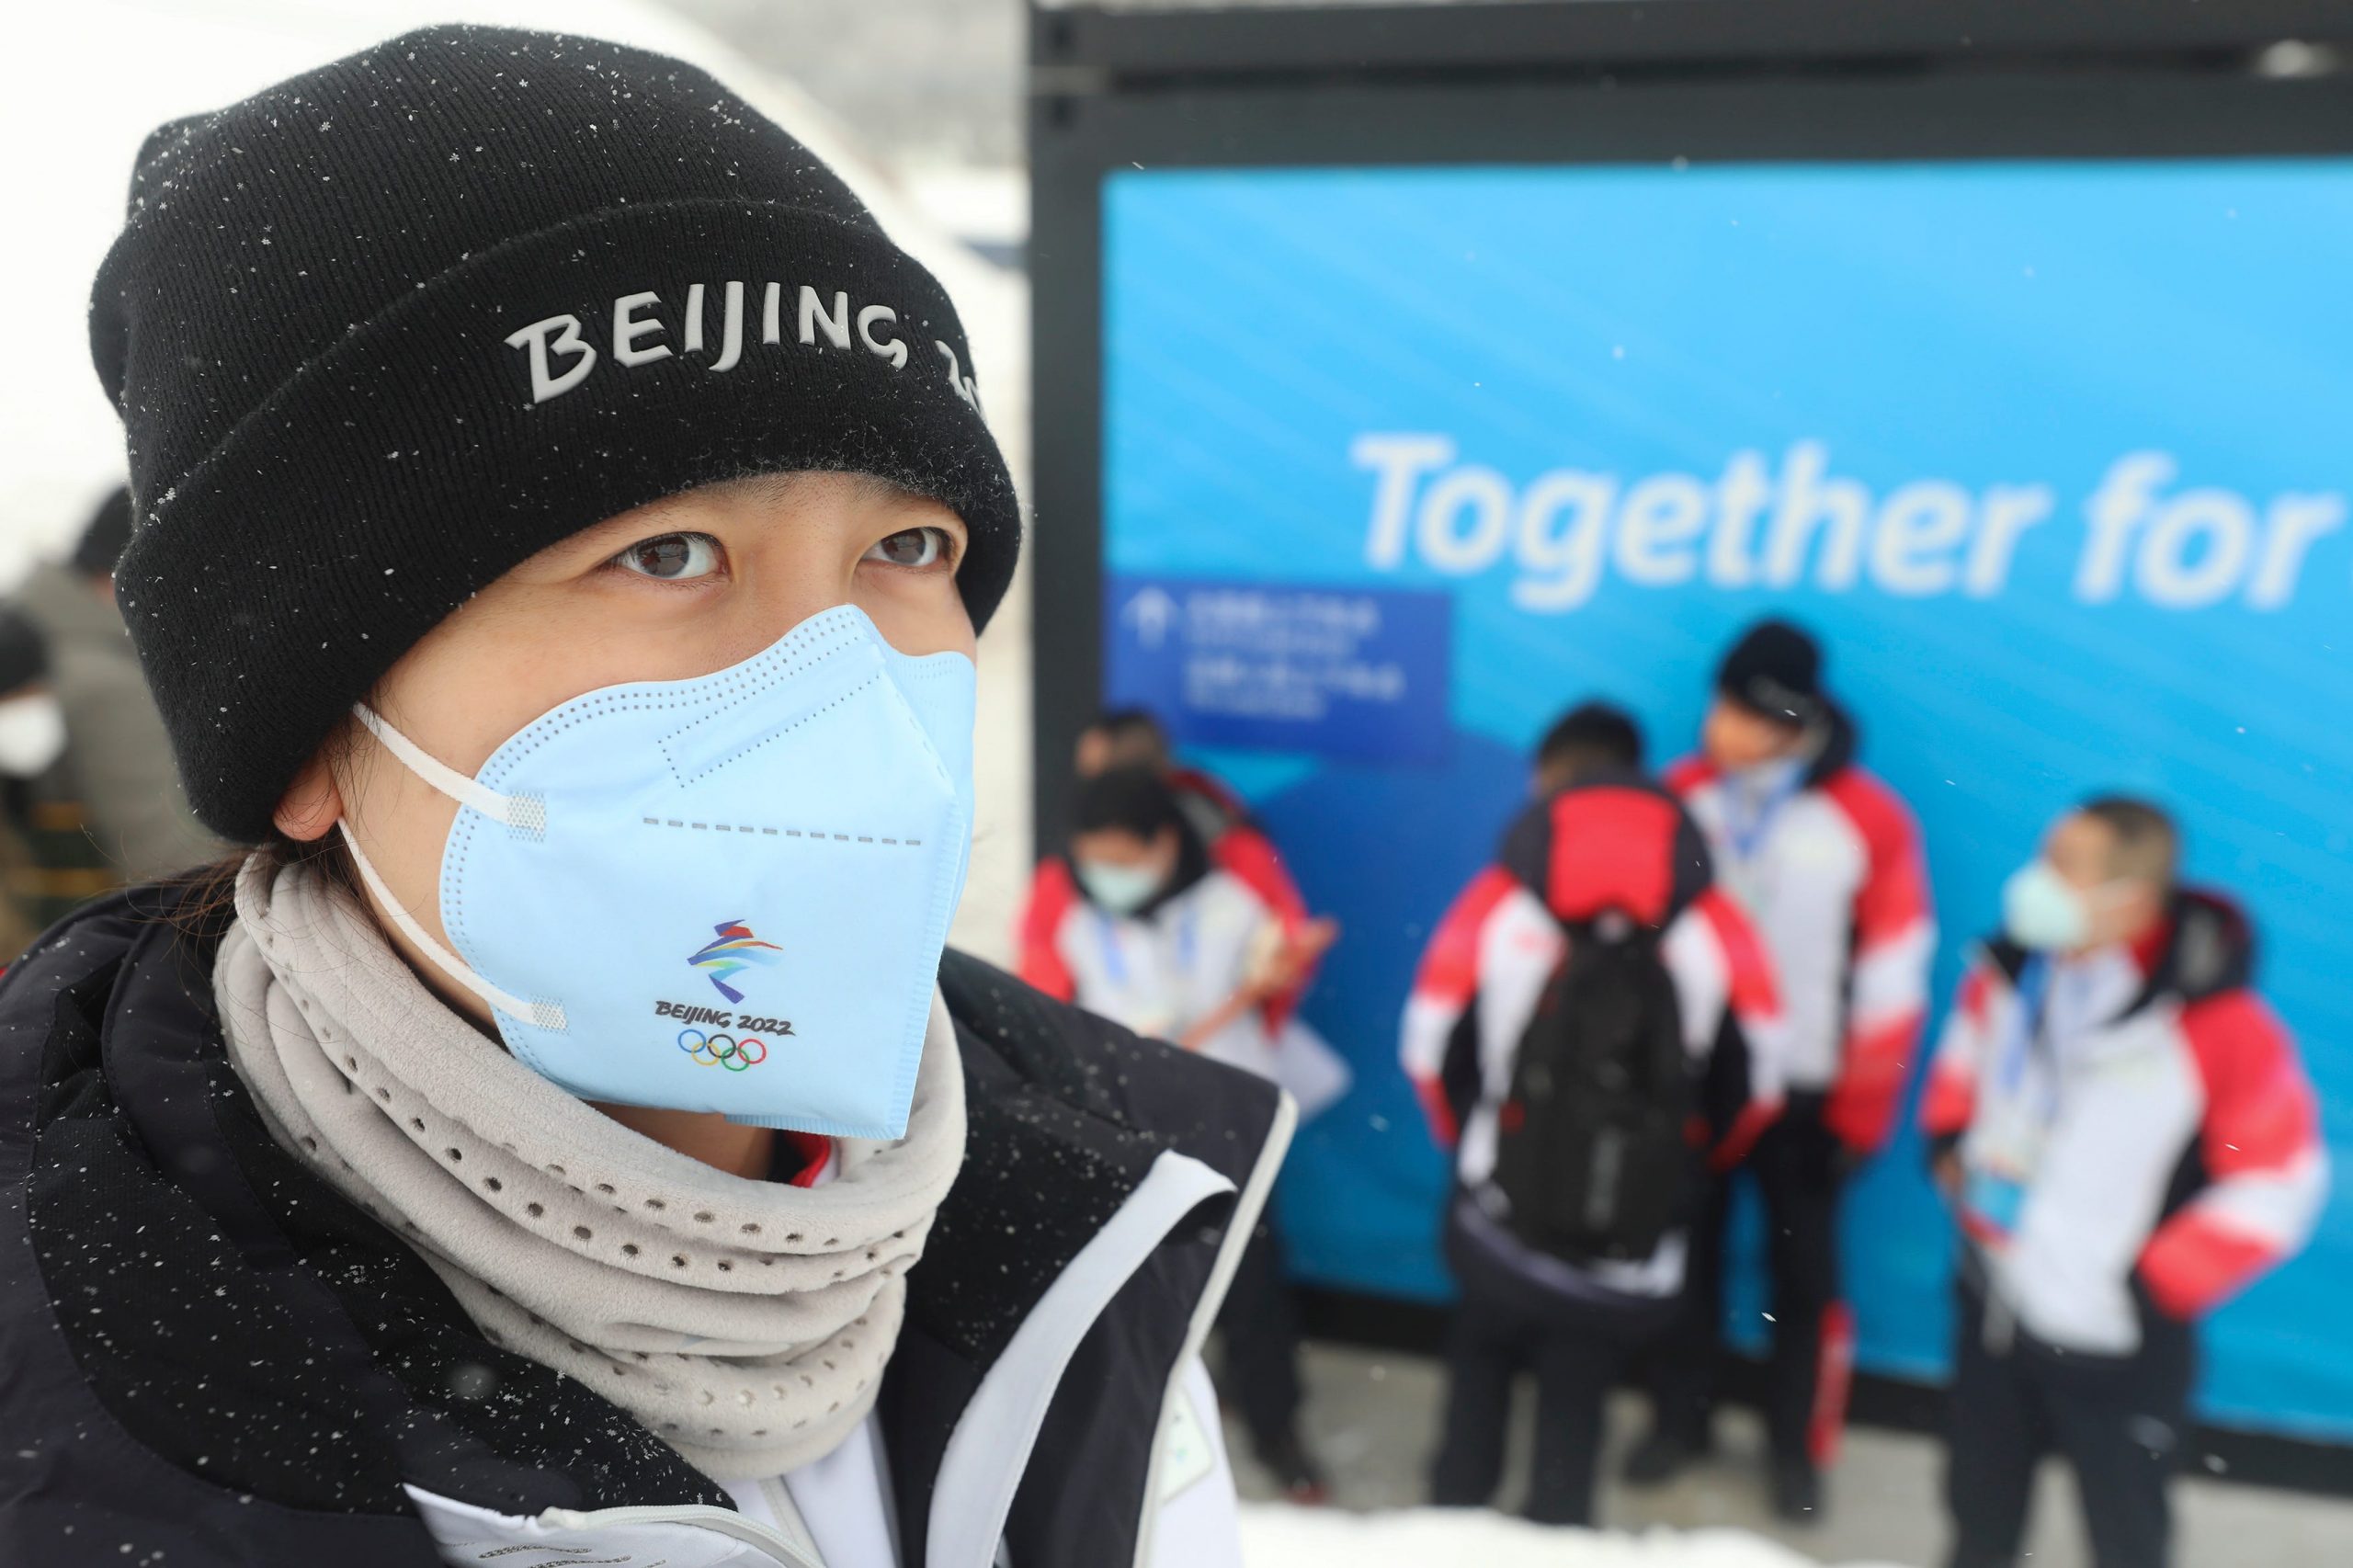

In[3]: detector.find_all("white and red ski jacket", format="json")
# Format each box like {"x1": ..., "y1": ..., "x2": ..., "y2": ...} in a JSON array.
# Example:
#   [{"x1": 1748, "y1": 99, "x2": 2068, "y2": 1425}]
[
  {"x1": 1666, "y1": 710, "x2": 1933, "y2": 1153},
  {"x1": 1017, "y1": 838, "x2": 1287, "y2": 1084},
  {"x1": 1921, "y1": 892, "x2": 2327, "y2": 1356},
  {"x1": 1399, "y1": 778, "x2": 1790, "y2": 1297},
  {"x1": 1018, "y1": 766, "x2": 1313, "y2": 1033}
]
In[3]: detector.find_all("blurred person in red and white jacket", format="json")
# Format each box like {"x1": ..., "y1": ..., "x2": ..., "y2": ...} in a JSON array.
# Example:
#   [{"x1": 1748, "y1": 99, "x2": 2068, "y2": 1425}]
[
  {"x1": 1924, "y1": 797, "x2": 2325, "y2": 1568},
  {"x1": 1628, "y1": 619, "x2": 1935, "y2": 1522},
  {"x1": 1017, "y1": 764, "x2": 1337, "y2": 1500},
  {"x1": 1025, "y1": 708, "x2": 1314, "y2": 1017},
  {"x1": 1401, "y1": 703, "x2": 1788, "y2": 1528}
]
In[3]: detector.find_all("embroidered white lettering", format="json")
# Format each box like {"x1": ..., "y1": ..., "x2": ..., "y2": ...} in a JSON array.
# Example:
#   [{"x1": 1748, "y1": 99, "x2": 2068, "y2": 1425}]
[
  {"x1": 710, "y1": 280, "x2": 745, "y2": 373},
  {"x1": 934, "y1": 340, "x2": 980, "y2": 410},
  {"x1": 504, "y1": 285, "x2": 960, "y2": 403},
  {"x1": 799, "y1": 286, "x2": 852, "y2": 350},
  {"x1": 857, "y1": 304, "x2": 908, "y2": 370},
  {"x1": 503, "y1": 313, "x2": 599, "y2": 403},
  {"x1": 612, "y1": 291, "x2": 672, "y2": 368}
]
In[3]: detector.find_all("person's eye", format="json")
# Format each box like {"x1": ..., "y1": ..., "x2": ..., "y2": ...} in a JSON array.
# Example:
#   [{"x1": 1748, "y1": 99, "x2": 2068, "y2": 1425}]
[
  {"x1": 611, "y1": 532, "x2": 724, "y2": 582},
  {"x1": 862, "y1": 527, "x2": 956, "y2": 571}
]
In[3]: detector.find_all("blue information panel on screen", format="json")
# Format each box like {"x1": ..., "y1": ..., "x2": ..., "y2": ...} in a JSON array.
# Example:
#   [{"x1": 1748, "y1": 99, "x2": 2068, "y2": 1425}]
[
  {"x1": 1101, "y1": 158, "x2": 2353, "y2": 1440},
  {"x1": 1104, "y1": 575, "x2": 1450, "y2": 762}
]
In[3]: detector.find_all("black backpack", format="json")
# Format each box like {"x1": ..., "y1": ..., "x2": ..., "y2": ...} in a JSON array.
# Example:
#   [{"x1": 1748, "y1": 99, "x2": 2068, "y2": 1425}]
[{"x1": 1489, "y1": 921, "x2": 1696, "y2": 1264}]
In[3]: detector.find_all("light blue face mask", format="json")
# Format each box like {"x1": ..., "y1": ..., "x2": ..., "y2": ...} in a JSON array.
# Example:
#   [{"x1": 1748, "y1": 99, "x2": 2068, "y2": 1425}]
[
  {"x1": 2000, "y1": 858, "x2": 2136, "y2": 953},
  {"x1": 338, "y1": 604, "x2": 974, "y2": 1140},
  {"x1": 1074, "y1": 858, "x2": 1164, "y2": 916}
]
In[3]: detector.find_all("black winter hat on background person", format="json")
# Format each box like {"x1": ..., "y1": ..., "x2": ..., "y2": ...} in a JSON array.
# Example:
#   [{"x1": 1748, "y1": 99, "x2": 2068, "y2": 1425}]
[
  {"x1": 89, "y1": 26, "x2": 1019, "y2": 844},
  {"x1": 0, "y1": 609, "x2": 48, "y2": 699},
  {"x1": 70, "y1": 486, "x2": 134, "y2": 582},
  {"x1": 1534, "y1": 699, "x2": 1644, "y2": 776},
  {"x1": 1715, "y1": 618, "x2": 1824, "y2": 727}
]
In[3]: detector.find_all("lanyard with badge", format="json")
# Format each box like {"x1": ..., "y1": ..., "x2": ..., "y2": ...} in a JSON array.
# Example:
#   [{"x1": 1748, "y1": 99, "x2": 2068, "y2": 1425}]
[
  {"x1": 1963, "y1": 957, "x2": 2060, "y2": 1237},
  {"x1": 1720, "y1": 760, "x2": 1804, "y2": 911},
  {"x1": 1092, "y1": 900, "x2": 1199, "y2": 1041}
]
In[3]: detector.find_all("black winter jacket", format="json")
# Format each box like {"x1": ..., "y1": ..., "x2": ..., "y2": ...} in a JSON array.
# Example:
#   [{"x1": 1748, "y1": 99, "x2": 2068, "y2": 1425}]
[{"x1": 0, "y1": 883, "x2": 1287, "y2": 1568}]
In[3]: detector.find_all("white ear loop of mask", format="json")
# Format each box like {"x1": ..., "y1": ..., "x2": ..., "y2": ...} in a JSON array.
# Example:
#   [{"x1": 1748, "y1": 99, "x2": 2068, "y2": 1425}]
[
  {"x1": 338, "y1": 704, "x2": 568, "y2": 1031},
  {"x1": 352, "y1": 703, "x2": 546, "y2": 834}
]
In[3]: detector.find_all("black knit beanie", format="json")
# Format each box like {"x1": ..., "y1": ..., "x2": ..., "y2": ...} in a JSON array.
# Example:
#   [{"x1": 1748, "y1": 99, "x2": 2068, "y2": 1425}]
[
  {"x1": 1716, "y1": 618, "x2": 1824, "y2": 726},
  {"x1": 71, "y1": 486, "x2": 134, "y2": 581},
  {"x1": 89, "y1": 26, "x2": 1019, "y2": 844}
]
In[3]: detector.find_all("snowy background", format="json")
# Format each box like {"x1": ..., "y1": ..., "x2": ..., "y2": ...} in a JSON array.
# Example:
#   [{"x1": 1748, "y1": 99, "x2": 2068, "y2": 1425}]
[{"x1": 0, "y1": 0, "x2": 1037, "y2": 960}]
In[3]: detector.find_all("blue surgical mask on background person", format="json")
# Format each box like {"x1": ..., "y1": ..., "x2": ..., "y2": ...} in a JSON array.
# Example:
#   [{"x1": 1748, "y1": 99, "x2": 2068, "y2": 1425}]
[
  {"x1": 0, "y1": 693, "x2": 67, "y2": 779},
  {"x1": 1076, "y1": 859, "x2": 1164, "y2": 916},
  {"x1": 2001, "y1": 859, "x2": 2137, "y2": 953},
  {"x1": 338, "y1": 603, "x2": 975, "y2": 1141}
]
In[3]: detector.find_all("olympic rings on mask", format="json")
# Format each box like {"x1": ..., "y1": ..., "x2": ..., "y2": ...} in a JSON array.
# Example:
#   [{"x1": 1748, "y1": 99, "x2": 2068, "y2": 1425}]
[{"x1": 676, "y1": 1029, "x2": 768, "y2": 1071}]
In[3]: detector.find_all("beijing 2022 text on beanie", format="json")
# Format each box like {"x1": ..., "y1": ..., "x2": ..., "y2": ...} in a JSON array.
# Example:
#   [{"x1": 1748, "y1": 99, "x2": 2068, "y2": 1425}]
[{"x1": 89, "y1": 26, "x2": 1018, "y2": 844}]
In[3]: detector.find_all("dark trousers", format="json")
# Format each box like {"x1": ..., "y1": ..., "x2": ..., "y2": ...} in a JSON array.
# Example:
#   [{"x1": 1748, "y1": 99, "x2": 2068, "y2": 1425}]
[
  {"x1": 1430, "y1": 1287, "x2": 1662, "y2": 1526},
  {"x1": 1215, "y1": 1215, "x2": 1305, "y2": 1456},
  {"x1": 1946, "y1": 1282, "x2": 2194, "y2": 1568},
  {"x1": 1651, "y1": 1096, "x2": 1846, "y2": 1464}
]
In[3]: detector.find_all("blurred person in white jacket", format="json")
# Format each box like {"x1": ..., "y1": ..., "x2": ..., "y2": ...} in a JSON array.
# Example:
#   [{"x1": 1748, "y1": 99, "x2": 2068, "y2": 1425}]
[
  {"x1": 1631, "y1": 619, "x2": 1936, "y2": 1522},
  {"x1": 1022, "y1": 764, "x2": 1337, "y2": 1499},
  {"x1": 1923, "y1": 797, "x2": 2326, "y2": 1568}
]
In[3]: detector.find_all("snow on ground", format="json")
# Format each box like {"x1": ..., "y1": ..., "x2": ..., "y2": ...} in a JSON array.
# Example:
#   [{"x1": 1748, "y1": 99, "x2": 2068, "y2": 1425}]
[
  {"x1": 1238, "y1": 1505, "x2": 1900, "y2": 1568},
  {"x1": 1222, "y1": 1341, "x2": 2353, "y2": 1568}
]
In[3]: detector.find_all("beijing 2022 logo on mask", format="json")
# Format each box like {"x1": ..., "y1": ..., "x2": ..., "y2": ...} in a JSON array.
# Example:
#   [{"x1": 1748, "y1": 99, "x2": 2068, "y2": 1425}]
[
  {"x1": 654, "y1": 919, "x2": 794, "y2": 1069},
  {"x1": 688, "y1": 919, "x2": 783, "y2": 1003}
]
